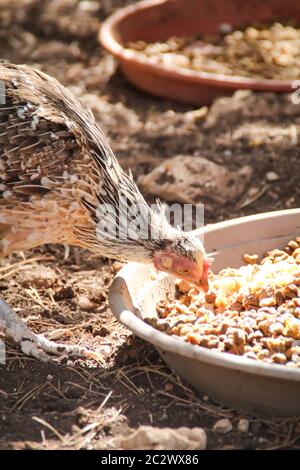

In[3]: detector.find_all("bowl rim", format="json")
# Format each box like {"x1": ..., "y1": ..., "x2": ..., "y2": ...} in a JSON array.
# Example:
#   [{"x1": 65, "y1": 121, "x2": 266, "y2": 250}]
[
  {"x1": 109, "y1": 208, "x2": 300, "y2": 383},
  {"x1": 99, "y1": 0, "x2": 293, "y2": 91}
]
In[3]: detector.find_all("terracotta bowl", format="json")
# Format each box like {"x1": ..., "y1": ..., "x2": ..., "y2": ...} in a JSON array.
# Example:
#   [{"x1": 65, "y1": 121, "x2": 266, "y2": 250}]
[
  {"x1": 109, "y1": 209, "x2": 300, "y2": 416},
  {"x1": 99, "y1": 0, "x2": 300, "y2": 105}
]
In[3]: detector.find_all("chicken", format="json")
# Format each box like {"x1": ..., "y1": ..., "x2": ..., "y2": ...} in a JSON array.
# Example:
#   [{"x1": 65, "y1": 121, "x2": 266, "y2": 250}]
[{"x1": 0, "y1": 62, "x2": 211, "y2": 360}]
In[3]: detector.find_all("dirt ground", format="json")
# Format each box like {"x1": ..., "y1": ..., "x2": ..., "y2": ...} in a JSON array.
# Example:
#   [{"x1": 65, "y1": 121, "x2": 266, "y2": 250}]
[{"x1": 1, "y1": 0, "x2": 300, "y2": 450}]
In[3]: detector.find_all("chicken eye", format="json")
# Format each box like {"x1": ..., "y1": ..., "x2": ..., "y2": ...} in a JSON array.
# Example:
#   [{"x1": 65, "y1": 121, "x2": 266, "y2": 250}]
[{"x1": 178, "y1": 269, "x2": 189, "y2": 275}]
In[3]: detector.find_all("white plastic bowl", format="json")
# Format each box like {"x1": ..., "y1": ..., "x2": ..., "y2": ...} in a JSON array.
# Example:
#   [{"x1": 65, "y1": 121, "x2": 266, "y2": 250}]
[{"x1": 109, "y1": 209, "x2": 300, "y2": 415}]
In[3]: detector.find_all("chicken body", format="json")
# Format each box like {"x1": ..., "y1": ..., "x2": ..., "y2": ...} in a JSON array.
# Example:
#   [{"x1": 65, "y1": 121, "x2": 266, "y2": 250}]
[{"x1": 0, "y1": 62, "x2": 209, "y2": 360}]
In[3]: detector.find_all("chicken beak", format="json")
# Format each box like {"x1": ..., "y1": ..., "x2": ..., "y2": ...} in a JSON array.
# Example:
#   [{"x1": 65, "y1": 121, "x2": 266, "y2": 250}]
[
  {"x1": 196, "y1": 257, "x2": 213, "y2": 292},
  {"x1": 193, "y1": 270, "x2": 209, "y2": 292},
  {"x1": 197, "y1": 277, "x2": 209, "y2": 293}
]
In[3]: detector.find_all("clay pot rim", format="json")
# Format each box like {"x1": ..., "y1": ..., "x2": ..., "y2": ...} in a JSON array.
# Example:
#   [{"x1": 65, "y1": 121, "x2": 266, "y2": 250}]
[{"x1": 99, "y1": 0, "x2": 293, "y2": 92}]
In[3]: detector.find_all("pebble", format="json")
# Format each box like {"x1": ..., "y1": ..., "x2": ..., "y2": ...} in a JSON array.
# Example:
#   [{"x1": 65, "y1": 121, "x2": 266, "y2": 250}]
[
  {"x1": 237, "y1": 418, "x2": 250, "y2": 433},
  {"x1": 213, "y1": 418, "x2": 233, "y2": 434},
  {"x1": 79, "y1": 1, "x2": 100, "y2": 12},
  {"x1": 18, "y1": 265, "x2": 58, "y2": 288},
  {"x1": 121, "y1": 426, "x2": 207, "y2": 450},
  {"x1": 266, "y1": 171, "x2": 279, "y2": 182},
  {"x1": 77, "y1": 295, "x2": 99, "y2": 311}
]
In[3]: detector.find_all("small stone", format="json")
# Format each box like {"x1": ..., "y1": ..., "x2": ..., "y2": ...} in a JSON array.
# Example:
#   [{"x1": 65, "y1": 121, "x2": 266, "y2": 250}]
[
  {"x1": 237, "y1": 418, "x2": 250, "y2": 433},
  {"x1": 266, "y1": 171, "x2": 279, "y2": 182},
  {"x1": 79, "y1": 1, "x2": 100, "y2": 13},
  {"x1": 77, "y1": 295, "x2": 99, "y2": 312},
  {"x1": 258, "y1": 436, "x2": 269, "y2": 444},
  {"x1": 18, "y1": 265, "x2": 58, "y2": 288},
  {"x1": 138, "y1": 155, "x2": 252, "y2": 211},
  {"x1": 120, "y1": 426, "x2": 207, "y2": 450},
  {"x1": 213, "y1": 418, "x2": 233, "y2": 434}
]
